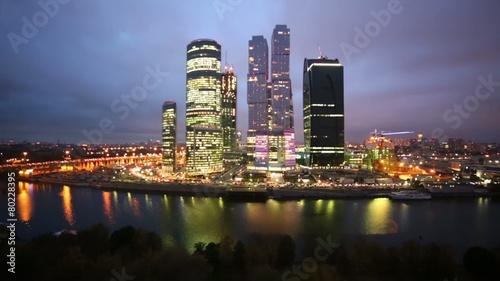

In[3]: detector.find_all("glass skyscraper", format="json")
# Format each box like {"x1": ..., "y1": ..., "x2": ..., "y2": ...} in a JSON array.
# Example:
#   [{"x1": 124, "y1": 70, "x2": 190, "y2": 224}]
[
  {"x1": 186, "y1": 39, "x2": 223, "y2": 174},
  {"x1": 162, "y1": 101, "x2": 176, "y2": 174},
  {"x1": 247, "y1": 25, "x2": 295, "y2": 172},
  {"x1": 221, "y1": 65, "x2": 237, "y2": 153},
  {"x1": 270, "y1": 24, "x2": 293, "y2": 131},
  {"x1": 269, "y1": 24, "x2": 295, "y2": 171},
  {"x1": 303, "y1": 57, "x2": 345, "y2": 168},
  {"x1": 247, "y1": 35, "x2": 269, "y2": 166}
]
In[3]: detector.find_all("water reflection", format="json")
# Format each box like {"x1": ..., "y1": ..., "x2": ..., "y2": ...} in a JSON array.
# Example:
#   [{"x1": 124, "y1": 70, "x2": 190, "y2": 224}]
[
  {"x1": 245, "y1": 200, "x2": 301, "y2": 235},
  {"x1": 130, "y1": 197, "x2": 142, "y2": 218},
  {"x1": 17, "y1": 182, "x2": 33, "y2": 222},
  {"x1": 180, "y1": 196, "x2": 225, "y2": 248},
  {"x1": 60, "y1": 185, "x2": 75, "y2": 226},
  {"x1": 102, "y1": 191, "x2": 115, "y2": 224},
  {"x1": 364, "y1": 198, "x2": 397, "y2": 234},
  {"x1": 145, "y1": 194, "x2": 153, "y2": 210}
]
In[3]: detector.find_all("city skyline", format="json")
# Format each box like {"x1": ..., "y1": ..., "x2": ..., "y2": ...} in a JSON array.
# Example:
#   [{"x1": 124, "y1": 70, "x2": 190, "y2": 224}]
[{"x1": 1, "y1": 1, "x2": 500, "y2": 144}]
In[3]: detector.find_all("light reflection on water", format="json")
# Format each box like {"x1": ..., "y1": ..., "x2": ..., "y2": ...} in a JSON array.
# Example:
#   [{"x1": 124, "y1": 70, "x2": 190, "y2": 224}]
[
  {"x1": 60, "y1": 185, "x2": 75, "y2": 226},
  {"x1": 10, "y1": 182, "x2": 500, "y2": 257},
  {"x1": 17, "y1": 182, "x2": 33, "y2": 223},
  {"x1": 364, "y1": 198, "x2": 397, "y2": 234},
  {"x1": 102, "y1": 191, "x2": 114, "y2": 224}
]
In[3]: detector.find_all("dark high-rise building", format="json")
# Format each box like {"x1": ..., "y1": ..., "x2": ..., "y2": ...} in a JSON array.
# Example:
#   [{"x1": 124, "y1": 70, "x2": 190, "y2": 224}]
[
  {"x1": 221, "y1": 65, "x2": 237, "y2": 152},
  {"x1": 269, "y1": 24, "x2": 295, "y2": 171},
  {"x1": 247, "y1": 35, "x2": 269, "y2": 165},
  {"x1": 270, "y1": 24, "x2": 293, "y2": 131},
  {"x1": 186, "y1": 39, "x2": 223, "y2": 174},
  {"x1": 162, "y1": 101, "x2": 176, "y2": 174},
  {"x1": 303, "y1": 57, "x2": 344, "y2": 168}
]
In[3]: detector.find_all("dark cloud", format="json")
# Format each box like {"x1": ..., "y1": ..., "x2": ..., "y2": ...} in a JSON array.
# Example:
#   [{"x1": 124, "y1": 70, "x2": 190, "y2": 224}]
[{"x1": 0, "y1": 0, "x2": 499, "y2": 144}]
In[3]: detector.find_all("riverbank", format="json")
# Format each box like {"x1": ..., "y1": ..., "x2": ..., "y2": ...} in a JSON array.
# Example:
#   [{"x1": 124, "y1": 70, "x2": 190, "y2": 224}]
[{"x1": 19, "y1": 176, "x2": 498, "y2": 200}]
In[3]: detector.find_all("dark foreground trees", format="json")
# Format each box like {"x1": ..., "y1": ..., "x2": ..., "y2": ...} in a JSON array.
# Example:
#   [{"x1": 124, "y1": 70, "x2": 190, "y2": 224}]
[{"x1": 1, "y1": 224, "x2": 499, "y2": 281}]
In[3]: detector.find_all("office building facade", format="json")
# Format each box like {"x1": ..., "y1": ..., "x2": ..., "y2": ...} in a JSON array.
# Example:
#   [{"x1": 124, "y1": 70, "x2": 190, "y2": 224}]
[
  {"x1": 221, "y1": 65, "x2": 237, "y2": 152},
  {"x1": 303, "y1": 57, "x2": 345, "y2": 168},
  {"x1": 247, "y1": 35, "x2": 269, "y2": 165},
  {"x1": 162, "y1": 101, "x2": 176, "y2": 174},
  {"x1": 247, "y1": 25, "x2": 296, "y2": 172},
  {"x1": 186, "y1": 39, "x2": 223, "y2": 174},
  {"x1": 269, "y1": 24, "x2": 295, "y2": 171}
]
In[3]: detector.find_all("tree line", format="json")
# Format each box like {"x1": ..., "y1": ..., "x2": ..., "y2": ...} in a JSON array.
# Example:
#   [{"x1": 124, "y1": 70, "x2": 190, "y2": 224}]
[{"x1": 1, "y1": 224, "x2": 499, "y2": 280}]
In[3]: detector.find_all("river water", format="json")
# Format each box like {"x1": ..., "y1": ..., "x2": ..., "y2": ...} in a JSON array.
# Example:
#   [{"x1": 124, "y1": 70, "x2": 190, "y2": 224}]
[{"x1": 2, "y1": 181, "x2": 499, "y2": 257}]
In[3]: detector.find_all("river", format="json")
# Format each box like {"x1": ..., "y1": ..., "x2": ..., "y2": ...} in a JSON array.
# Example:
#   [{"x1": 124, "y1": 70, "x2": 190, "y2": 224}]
[{"x1": 2, "y1": 181, "x2": 499, "y2": 258}]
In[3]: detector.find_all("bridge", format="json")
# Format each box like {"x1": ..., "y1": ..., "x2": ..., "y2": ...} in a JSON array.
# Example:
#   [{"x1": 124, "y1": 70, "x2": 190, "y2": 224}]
[{"x1": 0, "y1": 154, "x2": 162, "y2": 177}]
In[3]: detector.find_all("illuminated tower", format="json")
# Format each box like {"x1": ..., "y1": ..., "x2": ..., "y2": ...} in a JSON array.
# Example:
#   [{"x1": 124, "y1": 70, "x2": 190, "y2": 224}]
[
  {"x1": 247, "y1": 35, "x2": 269, "y2": 169},
  {"x1": 221, "y1": 65, "x2": 237, "y2": 152},
  {"x1": 270, "y1": 24, "x2": 293, "y2": 131},
  {"x1": 162, "y1": 101, "x2": 176, "y2": 174},
  {"x1": 269, "y1": 24, "x2": 295, "y2": 171},
  {"x1": 185, "y1": 39, "x2": 223, "y2": 175},
  {"x1": 303, "y1": 57, "x2": 345, "y2": 168}
]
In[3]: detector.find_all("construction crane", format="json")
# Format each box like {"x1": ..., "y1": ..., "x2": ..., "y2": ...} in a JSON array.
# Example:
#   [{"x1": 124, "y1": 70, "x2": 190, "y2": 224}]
[
  {"x1": 370, "y1": 129, "x2": 414, "y2": 138},
  {"x1": 364, "y1": 130, "x2": 414, "y2": 172}
]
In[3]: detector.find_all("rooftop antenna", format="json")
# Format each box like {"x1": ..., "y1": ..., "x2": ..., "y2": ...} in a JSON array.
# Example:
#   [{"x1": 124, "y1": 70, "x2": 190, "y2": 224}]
[
  {"x1": 318, "y1": 43, "x2": 323, "y2": 58},
  {"x1": 225, "y1": 50, "x2": 228, "y2": 71}
]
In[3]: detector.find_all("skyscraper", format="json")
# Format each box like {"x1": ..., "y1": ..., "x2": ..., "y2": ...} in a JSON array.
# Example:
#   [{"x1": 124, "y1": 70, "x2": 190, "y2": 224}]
[
  {"x1": 270, "y1": 24, "x2": 293, "y2": 131},
  {"x1": 162, "y1": 101, "x2": 176, "y2": 174},
  {"x1": 247, "y1": 25, "x2": 296, "y2": 173},
  {"x1": 303, "y1": 57, "x2": 345, "y2": 168},
  {"x1": 186, "y1": 39, "x2": 223, "y2": 174},
  {"x1": 221, "y1": 65, "x2": 237, "y2": 153},
  {"x1": 269, "y1": 24, "x2": 295, "y2": 171},
  {"x1": 247, "y1": 35, "x2": 269, "y2": 168}
]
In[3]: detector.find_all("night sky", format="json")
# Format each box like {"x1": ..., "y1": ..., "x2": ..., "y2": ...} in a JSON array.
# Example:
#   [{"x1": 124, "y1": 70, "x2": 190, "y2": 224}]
[{"x1": 1, "y1": 0, "x2": 499, "y2": 144}]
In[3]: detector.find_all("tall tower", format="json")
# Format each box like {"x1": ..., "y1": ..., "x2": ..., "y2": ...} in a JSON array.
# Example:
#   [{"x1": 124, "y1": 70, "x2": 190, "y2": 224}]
[
  {"x1": 303, "y1": 57, "x2": 345, "y2": 168},
  {"x1": 269, "y1": 24, "x2": 295, "y2": 171},
  {"x1": 185, "y1": 39, "x2": 223, "y2": 175},
  {"x1": 247, "y1": 35, "x2": 269, "y2": 169},
  {"x1": 270, "y1": 24, "x2": 293, "y2": 131},
  {"x1": 162, "y1": 101, "x2": 176, "y2": 174},
  {"x1": 221, "y1": 65, "x2": 237, "y2": 152}
]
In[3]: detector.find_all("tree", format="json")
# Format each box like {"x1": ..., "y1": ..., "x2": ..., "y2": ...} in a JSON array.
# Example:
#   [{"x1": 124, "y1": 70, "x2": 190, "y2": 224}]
[
  {"x1": 219, "y1": 236, "x2": 235, "y2": 265},
  {"x1": 77, "y1": 223, "x2": 109, "y2": 260},
  {"x1": 194, "y1": 242, "x2": 206, "y2": 255},
  {"x1": 463, "y1": 246, "x2": 496, "y2": 279},
  {"x1": 109, "y1": 225, "x2": 136, "y2": 253},
  {"x1": 204, "y1": 242, "x2": 221, "y2": 270}
]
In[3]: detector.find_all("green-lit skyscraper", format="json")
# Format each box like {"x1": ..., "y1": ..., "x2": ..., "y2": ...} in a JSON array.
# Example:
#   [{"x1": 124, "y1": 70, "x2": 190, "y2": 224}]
[
  {"x1": 185, "y1": 39, "x2": 223, "y2": 175},
  {"x1": 303, "y1": 57, "x2": 345, "y2": 168},
  {"x1": 221, "y1": 65, "x2": 237, "y2": 152},
  {"x1": 162, "y1": 101, "x2": 176, "y2": 174}
]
